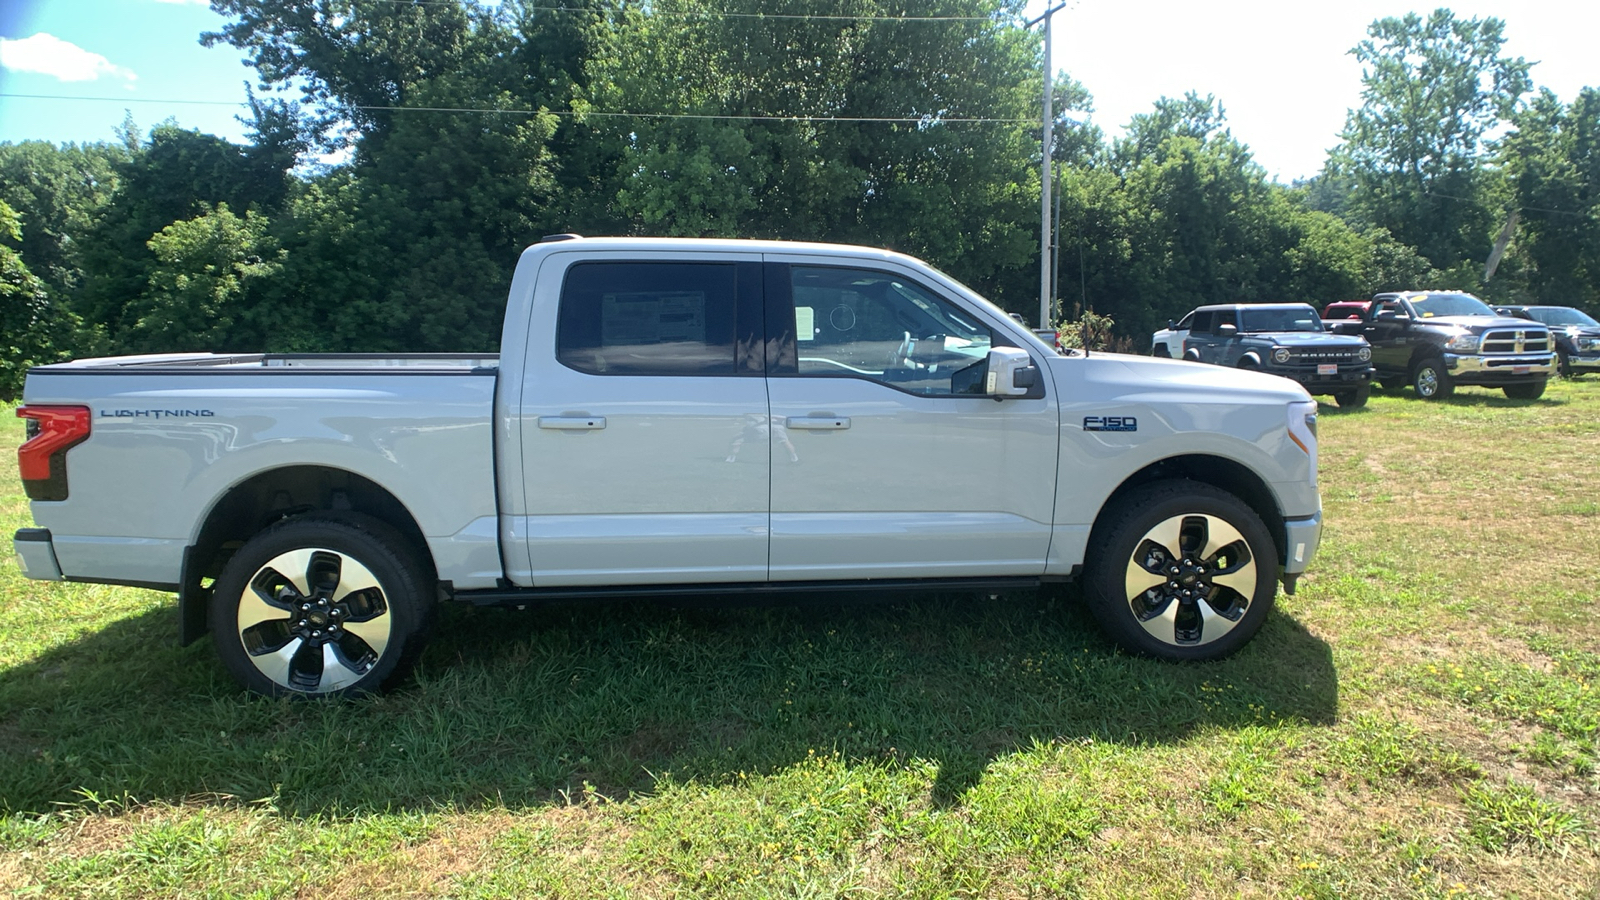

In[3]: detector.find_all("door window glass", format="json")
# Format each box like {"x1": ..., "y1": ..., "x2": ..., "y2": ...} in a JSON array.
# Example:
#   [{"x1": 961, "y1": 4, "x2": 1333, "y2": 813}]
[
  {"x1": 1188, "y1": 311, "x2": 1214, "y2": 335},
  {"x1": 789, "y1": 267, "x2": 993, "y2": 395},
  {"x1": 557, "y1": 262, "x2": 740, "y2": 375}
]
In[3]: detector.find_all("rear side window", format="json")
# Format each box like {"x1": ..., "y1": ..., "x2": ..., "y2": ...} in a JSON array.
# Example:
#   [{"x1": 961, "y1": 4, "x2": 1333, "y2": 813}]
[{"x1": 557, "y1": 262, "x2": 741, "y2": 375}]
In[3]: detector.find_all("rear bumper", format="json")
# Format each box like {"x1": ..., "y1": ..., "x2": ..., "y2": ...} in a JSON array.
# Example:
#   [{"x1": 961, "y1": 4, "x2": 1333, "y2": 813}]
[{"x1": 13, "y1": 528, "x2": 63, "y2": 581}]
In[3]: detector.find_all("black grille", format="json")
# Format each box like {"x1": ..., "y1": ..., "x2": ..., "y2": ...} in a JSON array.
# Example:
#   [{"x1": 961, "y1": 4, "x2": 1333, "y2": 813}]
[
  {"x1": 1481, "y1": 329, "x2": 1551, "y2": 354},
  {"x1": 1287, "y1": 349, "x2": 1362, "y2": 362}
]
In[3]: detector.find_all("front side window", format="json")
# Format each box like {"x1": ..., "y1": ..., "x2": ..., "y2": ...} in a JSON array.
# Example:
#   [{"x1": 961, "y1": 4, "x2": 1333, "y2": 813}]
[
  {"x1": 789, "y1": 266, "x2": 993, "y2": 396},
  {"x1": 1188, "y1": 311, "x2": 1214, "y2": 335},
  {"x1": 557, "y1": 262, "x2": 740, "y2": 375}
]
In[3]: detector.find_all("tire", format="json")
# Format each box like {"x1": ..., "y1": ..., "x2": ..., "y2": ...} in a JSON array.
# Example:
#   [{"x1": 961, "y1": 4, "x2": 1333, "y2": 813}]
[
  {"x1": 1411, "y1": 356, "x2": 1453, "y2": 400},
  {"x1": 1183, "y1": 348, "x2": 1202, "y2": 362},
  {"x1": 1557, "y1": 352, "x2": 1572, "y2": 378},
  {"x1": 1503, "y1": 380, "x2": 1546, "y2": 400},
  {"x1": 1152, "y1": 345, "x2": 1171, "y2": 358},
  {"x1": 1082, "y1": 480, "x2": 1276, "y2": 661},
  {"x1": 1333, "y1": 385, "x2": 1370, "y2": 409},
  {"x1": 210, "y1": 513, "x2": 434, "y2": 698}
]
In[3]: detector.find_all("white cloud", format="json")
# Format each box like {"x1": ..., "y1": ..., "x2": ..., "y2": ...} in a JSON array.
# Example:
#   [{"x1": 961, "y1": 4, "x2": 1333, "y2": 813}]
[{"x1": 0, "y1": 33, "x2": 137, "y2": 83}]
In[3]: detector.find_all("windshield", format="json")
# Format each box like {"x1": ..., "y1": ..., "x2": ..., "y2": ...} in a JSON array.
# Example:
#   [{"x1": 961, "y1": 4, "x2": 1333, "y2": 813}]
[
  {"x1": 1529, "y1": 307, "x2": 1600, "y2": 327},
  {"x1": 1409, "y1": 293, "x2": 1495, "y2": 318},
  {"x1": 1241, "y1": 306, "x2": 1324, "y2": 333}
]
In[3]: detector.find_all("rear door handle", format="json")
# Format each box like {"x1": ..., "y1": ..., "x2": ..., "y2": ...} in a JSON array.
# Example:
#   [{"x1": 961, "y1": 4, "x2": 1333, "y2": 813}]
[
  {"x1": 538, "y1": 415, "x2": 606, "y2": 430},
  {"x1": 786, "y1": 416, "x2": 850, "y2": 430}
]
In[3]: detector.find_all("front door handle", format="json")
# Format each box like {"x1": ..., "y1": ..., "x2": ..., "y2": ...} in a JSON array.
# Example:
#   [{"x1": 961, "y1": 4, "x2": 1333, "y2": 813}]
[
  {"x1": 538, "y1": 415, "x2": 606, "y2": 430},
  {"x1": 786, "y1": 416, "x2": 850, "y2": 430}
]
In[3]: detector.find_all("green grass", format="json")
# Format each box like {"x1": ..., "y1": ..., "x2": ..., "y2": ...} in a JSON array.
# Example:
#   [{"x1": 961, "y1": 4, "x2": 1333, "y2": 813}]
[{"x1": 3, "y1": 380, "x2": 1600, "y2": 897}]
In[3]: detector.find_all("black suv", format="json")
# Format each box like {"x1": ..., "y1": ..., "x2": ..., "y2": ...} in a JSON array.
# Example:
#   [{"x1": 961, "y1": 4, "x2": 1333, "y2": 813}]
[
  {"x1": 1492, "y1": 305, "x2": 1600, "y2": 378},
  {"x1": 1325, "y1": 292, "x2": 1555, "y2": 400},
  {"x1": 1180, "y1": 303, "x2": 1375, "y2": 407}
]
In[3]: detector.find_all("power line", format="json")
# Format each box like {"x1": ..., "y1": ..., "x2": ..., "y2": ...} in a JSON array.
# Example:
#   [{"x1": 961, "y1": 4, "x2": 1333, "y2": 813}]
[{"x1": 0, "y1": 92, "x2": 1032, "y2": 123}]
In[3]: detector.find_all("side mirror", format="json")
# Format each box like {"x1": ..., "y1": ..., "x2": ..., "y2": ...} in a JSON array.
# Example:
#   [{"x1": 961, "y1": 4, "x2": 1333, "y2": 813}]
[
  {"x1": 1216, "y1": 323, "x2": 1238, "y2": 337},
  {"x1": 1375, "y1": 310, "x2": 1399, "y2": 322},
  {"x1": 1167, "y1": 319, "x2": 1176, "y2": 329},
  {"x1": 985, "y1": 347, "x2": 1037, "y2": 398}
]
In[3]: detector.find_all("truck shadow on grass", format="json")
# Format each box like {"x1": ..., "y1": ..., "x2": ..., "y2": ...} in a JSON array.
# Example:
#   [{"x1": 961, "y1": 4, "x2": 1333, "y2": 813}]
[{"x1": 0, "y1": 592, "x2": 1335, "y2": 817}]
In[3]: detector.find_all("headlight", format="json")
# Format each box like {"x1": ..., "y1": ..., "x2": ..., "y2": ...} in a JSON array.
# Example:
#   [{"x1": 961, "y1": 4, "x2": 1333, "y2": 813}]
[
  {"x1": 1272, "y1": 347, "x2": 1292, "y2": 364},
  {"x1": 1581, "y1": 338, "x2": 1600, "y2": 352},
  {"x1": 1287, "y1": 399, "x2": 1318, "y2": 488},
  {"x1": 1357, "y1": 346, "x2": 1372, "y2": 362},
  {"x1": 1444, "y1": 333, "x2": 1479, "y2": 352}
]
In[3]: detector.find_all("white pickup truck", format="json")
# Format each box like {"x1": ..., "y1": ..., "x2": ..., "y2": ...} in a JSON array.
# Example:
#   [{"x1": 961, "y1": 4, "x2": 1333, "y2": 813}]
[{"x1": 13, "y1": 237, "x2": 1323, "y2": 697}]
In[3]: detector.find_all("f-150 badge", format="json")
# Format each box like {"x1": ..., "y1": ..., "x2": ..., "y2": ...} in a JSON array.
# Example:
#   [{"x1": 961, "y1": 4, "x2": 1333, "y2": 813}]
[{"x1": 1084, "y1": 415, "x2": 1137, "y2": 432}]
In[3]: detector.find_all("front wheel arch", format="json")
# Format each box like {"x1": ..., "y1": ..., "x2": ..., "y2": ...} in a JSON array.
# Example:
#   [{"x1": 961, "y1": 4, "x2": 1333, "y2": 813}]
[{"x1": 1087, "y1": 454, "x2": 1287, "y2": 575}]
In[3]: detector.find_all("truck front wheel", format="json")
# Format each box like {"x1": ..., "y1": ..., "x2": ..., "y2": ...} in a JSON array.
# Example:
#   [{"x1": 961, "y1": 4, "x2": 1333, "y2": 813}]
[
  {"x1": 1083, "y1": 480, "x2": 1276, "y2": 661},
  {"x1": 210, "y1": 513, "x2": 434, "y2": 697},
  {"x1": 1503, "y1": 380, "x2": 1546, "y2": 400},
  {"x1": 1411, "y1": 357, "x2": 1454, "y2": 400}
]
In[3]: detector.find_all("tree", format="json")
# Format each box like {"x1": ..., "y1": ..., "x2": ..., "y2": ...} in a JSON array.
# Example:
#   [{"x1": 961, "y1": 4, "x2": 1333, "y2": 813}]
[
  {"x1": 123, "y1": 203, "x2": 281, "y2": 352},
  {"x1": 0, "y1": 140, "x2": 125, "y2": 298},
  {"x1": 0, "y1": 201, "x2": 81, "y2": 399},
  {"x1": 1331, "y1": 9, "x2": 1531, "y2": 273},
  {"x1": 593, "y1": 0, "x2": 1042, "y2": 310},
  {"x1": 1499, "y1": 87, "x2": 1600, "y2": 309}
]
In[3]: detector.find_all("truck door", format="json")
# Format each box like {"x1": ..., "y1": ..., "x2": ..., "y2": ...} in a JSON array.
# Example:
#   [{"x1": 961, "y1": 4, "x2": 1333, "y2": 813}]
[
  {"x1": 1363, "y1": 298, "x2": 1413, "y2": 372},
  {"x1": 512, "y1": 253, "x2": 770, "y2": 586},
  {"x1": 1182, "y1": 311, "x2": 1213, "y2": 361},
  {"x1": 761, "y1": 260, "x2": 1059, "y2": 580}
]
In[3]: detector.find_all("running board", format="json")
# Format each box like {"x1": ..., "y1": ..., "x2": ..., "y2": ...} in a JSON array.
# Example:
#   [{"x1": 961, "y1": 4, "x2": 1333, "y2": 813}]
[{"x1": 453, "y1": 576, "x2": 1042, "y2": 607}]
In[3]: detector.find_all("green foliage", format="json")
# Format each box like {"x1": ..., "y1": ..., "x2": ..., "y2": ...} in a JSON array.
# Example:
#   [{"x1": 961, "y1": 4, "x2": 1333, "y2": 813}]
[
  {"x1": 1500, "y1": 87, "x2": 1600, "y2": 310},
  {"x1": 0, "y1": 202, "x2": 81, "y2": 400},
  {"x1": 1461, "y1": 779, "x2": 1587, "y2": 852},
  {"x1": 2, "y1": 1, "x2": 1597, "y2": 361},
  {"x1": 124, "y1": 204, "x2": 282, "y2": 352},
  {"x1": 1332, "y1": 9, "x2": 1531, "y2": 273}
]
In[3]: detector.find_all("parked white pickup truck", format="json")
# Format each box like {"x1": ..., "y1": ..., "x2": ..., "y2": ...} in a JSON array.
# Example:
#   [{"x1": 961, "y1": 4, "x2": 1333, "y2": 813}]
[{"x1": 14, "y1": 237, "x2": 1322, "y2": 696}]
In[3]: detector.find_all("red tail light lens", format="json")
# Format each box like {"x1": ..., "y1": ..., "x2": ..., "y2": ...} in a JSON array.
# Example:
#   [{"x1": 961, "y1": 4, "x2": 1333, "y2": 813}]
[{"x1": 17, "y1": 406, "x2": 91, "y2": 501}]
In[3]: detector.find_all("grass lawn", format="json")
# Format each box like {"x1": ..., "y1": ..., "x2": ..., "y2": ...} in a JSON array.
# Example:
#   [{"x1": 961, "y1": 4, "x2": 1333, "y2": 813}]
[{"x1": 2, "y1": 380, "x2": 1597, "y2": 897}]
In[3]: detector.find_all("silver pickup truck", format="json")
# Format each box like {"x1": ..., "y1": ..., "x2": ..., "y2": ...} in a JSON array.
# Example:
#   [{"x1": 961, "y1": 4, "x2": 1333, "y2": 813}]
[{"x1": 13, "y1": 237, "x2": 1323, "y2": 696}]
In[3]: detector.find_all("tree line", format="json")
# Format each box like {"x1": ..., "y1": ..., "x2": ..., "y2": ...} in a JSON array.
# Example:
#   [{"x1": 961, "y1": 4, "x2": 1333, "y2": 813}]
[{"x1": 3, "y1": 2, "x2": 1597, "y2": 397}]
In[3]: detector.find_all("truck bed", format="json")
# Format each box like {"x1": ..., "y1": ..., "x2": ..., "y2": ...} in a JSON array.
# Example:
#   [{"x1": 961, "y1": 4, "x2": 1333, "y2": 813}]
[{"x1": 20, "y1": 352, "x2": 503, "y2": 594}]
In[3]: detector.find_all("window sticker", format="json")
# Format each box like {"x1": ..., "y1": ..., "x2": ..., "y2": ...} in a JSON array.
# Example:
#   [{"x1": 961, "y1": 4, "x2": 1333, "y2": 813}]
[
  {"x1": 601, "y1": 291, "x2": 707, "y2": 345},
  {"x1": 795, "y1": 306, "x2": 815, "y2": 341}
]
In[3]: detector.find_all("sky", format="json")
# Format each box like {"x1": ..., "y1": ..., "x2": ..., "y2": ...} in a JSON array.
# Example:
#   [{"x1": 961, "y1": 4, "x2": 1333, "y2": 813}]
[{"x1": 1, "y1": 0, "x2": 1597, "y2": 183}]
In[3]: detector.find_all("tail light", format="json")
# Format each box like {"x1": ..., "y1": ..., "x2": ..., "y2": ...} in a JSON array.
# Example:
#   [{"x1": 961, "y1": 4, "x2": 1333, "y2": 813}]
[{"x1": 17, "y1": 406, "x2": 91, "y2": 501}]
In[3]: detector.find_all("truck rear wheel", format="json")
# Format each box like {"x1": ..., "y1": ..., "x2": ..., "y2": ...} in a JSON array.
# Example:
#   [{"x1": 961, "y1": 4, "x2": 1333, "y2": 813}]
[
  {"x1": 210, "y1": 513, "x2": 434, "y2": 698},
  {"x1": 1411, "y1": 357, "x2": 1453, "y2": 400},
  {"x1": 1083, "y1": 480, "x2": 1276, "y2": 661}
]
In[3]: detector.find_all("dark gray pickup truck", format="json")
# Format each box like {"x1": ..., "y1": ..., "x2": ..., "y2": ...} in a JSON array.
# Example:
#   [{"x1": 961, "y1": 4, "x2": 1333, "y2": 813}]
[
  {"x1": 1326, "y1": 292, "x2": 1554, "y2": 400},
  {"x1": 1178, "y1": 303, "x2": 1375, "y2": 408}
]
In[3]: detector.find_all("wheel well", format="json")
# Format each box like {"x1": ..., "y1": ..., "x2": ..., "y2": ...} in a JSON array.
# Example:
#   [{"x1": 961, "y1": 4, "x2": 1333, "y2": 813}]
[
  {"x1": 1092, "y1": 455, "x2": 1286, "y2": 567},
  {"x1": 179, "y1": 466, "x2": 434, "y2": 645}
]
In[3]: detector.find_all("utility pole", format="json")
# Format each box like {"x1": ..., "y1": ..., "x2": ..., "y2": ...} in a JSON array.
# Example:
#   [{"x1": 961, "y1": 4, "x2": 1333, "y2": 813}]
[{"x1": 1027, "y1": 2, "x2": 1066, "y2": 329}]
